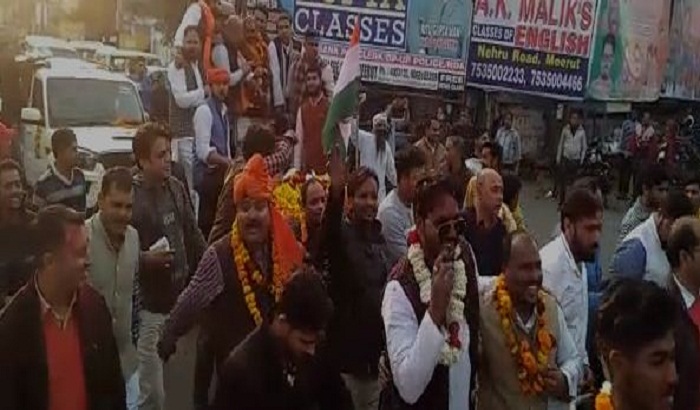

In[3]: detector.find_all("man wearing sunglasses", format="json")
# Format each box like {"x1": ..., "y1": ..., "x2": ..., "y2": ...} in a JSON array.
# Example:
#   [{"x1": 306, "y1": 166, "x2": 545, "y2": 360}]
[{"x1": 381, "y1": 177, "x2": 480, "y2": 409}]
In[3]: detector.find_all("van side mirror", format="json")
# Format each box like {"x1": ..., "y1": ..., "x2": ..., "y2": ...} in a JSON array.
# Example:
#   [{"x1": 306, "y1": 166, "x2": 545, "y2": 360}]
[{"x1": 21, "y1": 107, "x2": 41, "y2": 124}]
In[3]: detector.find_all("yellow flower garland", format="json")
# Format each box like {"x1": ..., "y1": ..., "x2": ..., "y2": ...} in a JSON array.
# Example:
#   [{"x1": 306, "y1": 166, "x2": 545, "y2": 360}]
[
  {"x1": 232, "y1": 223, "x2": 284, "y2": 326},
  {"x1": 493, "y1": 275, "x2": 555, "y2": 396}
]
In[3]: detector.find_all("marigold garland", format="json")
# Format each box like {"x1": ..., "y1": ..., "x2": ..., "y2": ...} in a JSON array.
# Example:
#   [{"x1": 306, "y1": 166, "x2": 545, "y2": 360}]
[
  {"x1": 232, "y1": 223, "x2": 284, "y2": 326},
  {"x1": 493, "y1": 275, "x2": 556, "y2": 396},
  {"x1": 595, "y1": 382, "x2": 614, "y2": 410}
]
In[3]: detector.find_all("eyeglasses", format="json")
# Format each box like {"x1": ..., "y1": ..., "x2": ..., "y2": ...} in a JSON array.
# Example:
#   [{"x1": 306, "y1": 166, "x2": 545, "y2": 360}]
[{"x1": 435, "y1": 217, "x2": 467, "y2": 239}]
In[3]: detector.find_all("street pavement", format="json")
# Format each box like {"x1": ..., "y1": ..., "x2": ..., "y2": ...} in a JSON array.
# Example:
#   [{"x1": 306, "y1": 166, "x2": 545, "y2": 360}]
[{"x1": 163, "y1": 180, "x2": 627, "y2": 410}]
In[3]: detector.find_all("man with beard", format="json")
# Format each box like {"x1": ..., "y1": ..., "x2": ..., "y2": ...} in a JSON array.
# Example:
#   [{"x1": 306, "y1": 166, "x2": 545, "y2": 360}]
[
  {"x1": 351, "y1": 113, "x2": 397, "y2": 202},
  {"x1": 463, "y1": 169, "x2": 508, "y2": 277},
  {"x1": 294, "y1": 64, "x2": 330, "y2": 174},
  {"x1": 381, "y1": 177, "x2": 480, "y2": 409},
  {"x1": 168, "y1": 26, "x2": 206, "y2": 204},
  {"x1": 321, "y1": 147, "x2": 390, "y2": 410},
  {"x1": 288, "y1": 30, "x2": 335, "y2": 122},
  {"x1": 595, "y1": 279, "x2": 678, "y2": 410},
  {"x1": 541, "y1": 188, "x2": 603, "y2": 393},
  {"x1": 378, "y1": 146, "x2": 426, "y2": 267},
  {"x1": 683, "y1": 175, "x2": 700, "y2": 218},
  {"x1": 0, "y1": 160, "x2": 34, "y2": 308},
  {"x1": 612, "y1": 189, "x2": 695, "y2": 286},
  {"x1": 213, "y1": 270, "x2": 352, "y2": 410},
  {"x1": 479, "y1": 231, "x2": 581, "y2": 410},
  {"x1": 208, "y1": 123, "x2": 296, "y2": 244},
  {"x1": 193, "y1": 68, "x2": 233, "y2": 238},
  {"x1": 664, "y1": 217, "x2": 700, "y2": 410},
  {"x1": 157, "y1": 155, "x2": 304, "y2": 406},
  {"x1": 85, "y1": 167, "x2": 140, "y2": 409}
]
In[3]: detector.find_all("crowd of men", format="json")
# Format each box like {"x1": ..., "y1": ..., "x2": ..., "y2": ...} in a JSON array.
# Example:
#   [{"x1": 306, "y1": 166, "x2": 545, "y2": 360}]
[{"x1": 0, "y1": 1, "x2": 698, "y2": 410}]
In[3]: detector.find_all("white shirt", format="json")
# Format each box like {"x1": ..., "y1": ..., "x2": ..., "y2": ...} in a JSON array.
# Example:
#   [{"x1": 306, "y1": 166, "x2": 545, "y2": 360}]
[
  {"x1": 167, "y1": 61, "x2": 205, "y2": 109},
  {"x1": 382, "y1": 281, "x2": 472, "y2": 409},
  {"x1": 174, "y1": 3, "x2": 202, "y2": 47},
  {"x1": 351, "y1": 130, "x2": 397, "y2": 202},
  {"x1": 540, "y1": 234, "x2": 589, "y2": 366},
  {"x1": 673, "y1": 275, "x2": 697, "y2": 309},
  {"x1": 382, "y1": 254, "x2": 498, "y2": 410},
  {"x1": 193, "y1": 101, "x2": 231, "y2": 163},
  {"x1": 515, "y1": 305, "x2": 582, "y2": 409},
  {"x1": 557, "y1": 125, "x2": 587, "y2": 163}
]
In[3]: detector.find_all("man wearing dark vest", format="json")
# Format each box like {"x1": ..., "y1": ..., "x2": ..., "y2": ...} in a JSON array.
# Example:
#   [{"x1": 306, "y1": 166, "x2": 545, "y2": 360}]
[
  {"x1": 193, "y1": 68, "x2": 233, "y2": 239},
  {"x1": 294, "y1": 64, "x2": 329, "y2": 174},
  {"x1": 168, "y1": 25, "x2": 206, "y2": 207},
  {"x1": 157, "y1": 154, "x2": 304, "y2": 405},
  {"x1": 381, "y1": 177, "x2": 480, "y2": 409},
  {"x1": 479, "y1": 230, "x2": 581, "y2": 410},
  {"x1": 269, "y1": 13, "x2": 295, "y2": 115}
]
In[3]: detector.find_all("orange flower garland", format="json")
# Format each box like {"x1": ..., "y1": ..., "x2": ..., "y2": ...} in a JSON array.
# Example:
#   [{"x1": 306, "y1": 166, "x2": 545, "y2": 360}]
[
  {"x1": 493, "y1": 275, "x2": 556, "y2": 396},
  {"x1": 595, "y1": 382, "x2": 614, "y2": 410},
  {"x1": 232, "y1": 223, "x2": 284, "y2": 326}
]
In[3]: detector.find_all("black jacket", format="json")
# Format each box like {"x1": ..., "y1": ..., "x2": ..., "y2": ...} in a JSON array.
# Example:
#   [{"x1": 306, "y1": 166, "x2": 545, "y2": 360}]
[
  {"x1": 0, "y1": 280, "x2": 125, "y2": 410},
  {"x1": 668, "y1": 277, "x2": 700, "y2": 410},
  {"x1": 214, "y1": 325, "x2": 353, "y2": 410},
  {"x1": 322, "y1": 184, "x2": 391, "y2": 375}
]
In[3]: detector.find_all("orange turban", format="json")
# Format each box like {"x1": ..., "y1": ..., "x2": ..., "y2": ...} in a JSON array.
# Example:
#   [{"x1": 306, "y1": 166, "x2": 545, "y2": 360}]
[
  {"x1": 233, "y1": 155, "x2": 303, "y2": 277},
  {"x1": 207, "y1": 68, "x2": 229, "y2": 85}
]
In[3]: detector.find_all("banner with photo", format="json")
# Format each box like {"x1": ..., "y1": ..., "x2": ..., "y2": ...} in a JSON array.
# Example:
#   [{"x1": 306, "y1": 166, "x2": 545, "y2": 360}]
[
  {"x1": 466, "y1": 0, "x2": 597, "y2": 100},
  {"x1": 283, "y1": 0, "x2": 472, "y2": 91},
  {"x1": 587, "y1": 0, "x2": 672, "y2": 101},
  {"x1": 661, "y1": 0, "x2": 700, "y2": 100}
]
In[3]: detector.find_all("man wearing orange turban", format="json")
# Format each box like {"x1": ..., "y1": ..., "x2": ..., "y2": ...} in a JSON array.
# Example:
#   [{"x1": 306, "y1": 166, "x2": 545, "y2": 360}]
[
  {"x1": 158, "y1": 154, "x2": 303, "y2": 404},
  {"x1": 193, "y1": 67, "x2": 233, "y2": 238}
]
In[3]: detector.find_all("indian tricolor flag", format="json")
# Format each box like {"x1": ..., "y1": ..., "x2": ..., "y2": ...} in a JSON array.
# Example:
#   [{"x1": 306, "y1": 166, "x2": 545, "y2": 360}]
[{"x1": 322, "y1": 17, "x2": 361, "y2": 156}]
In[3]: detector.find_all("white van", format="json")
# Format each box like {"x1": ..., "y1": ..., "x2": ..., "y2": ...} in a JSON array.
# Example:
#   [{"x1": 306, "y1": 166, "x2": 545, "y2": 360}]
[
  {"x1": 94, "y1": 46, "x2": 163, "y2": 73},
  {"x1": 19, "y1": 58, "x2": 145, "y2": 209}
]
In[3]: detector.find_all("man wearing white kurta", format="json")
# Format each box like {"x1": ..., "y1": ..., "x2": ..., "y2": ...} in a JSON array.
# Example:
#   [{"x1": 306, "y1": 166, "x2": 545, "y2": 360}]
[
  {"x1": 541, "y1": 188, "x2": 603, "y2": 387},
  {"x1": 381, "y1": 178, "x2": 480, "y2": 409}
]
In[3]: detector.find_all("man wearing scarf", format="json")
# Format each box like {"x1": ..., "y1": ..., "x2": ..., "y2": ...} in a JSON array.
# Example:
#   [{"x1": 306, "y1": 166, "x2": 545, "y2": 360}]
[
  {"x1": 193, "y1": 68, "x2": 233, "y2": 238},
  {"x1": 158, "y1": 154, "x2": 303, "y2": 403}
]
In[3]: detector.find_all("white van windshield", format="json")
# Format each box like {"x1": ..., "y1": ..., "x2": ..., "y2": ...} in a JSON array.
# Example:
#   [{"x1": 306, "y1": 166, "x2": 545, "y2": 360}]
[{"x1": 47, "y1": 78, "x2": 144, "y2": 128}]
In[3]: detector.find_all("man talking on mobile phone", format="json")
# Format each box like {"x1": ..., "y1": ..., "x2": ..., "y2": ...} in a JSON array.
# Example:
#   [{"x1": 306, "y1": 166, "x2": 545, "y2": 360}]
[{"x1": 380, "y1": 177, "x2": 481, "y2": 409}]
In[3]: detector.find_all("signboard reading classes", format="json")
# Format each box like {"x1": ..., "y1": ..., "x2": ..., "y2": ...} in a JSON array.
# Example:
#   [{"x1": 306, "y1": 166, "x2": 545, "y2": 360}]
[
  {"x1": 467, "y1": 0, "x2": 597, "y2": 100},
  {"x1": 286, "y1": 0, "x2": 472, "y2": 91}
]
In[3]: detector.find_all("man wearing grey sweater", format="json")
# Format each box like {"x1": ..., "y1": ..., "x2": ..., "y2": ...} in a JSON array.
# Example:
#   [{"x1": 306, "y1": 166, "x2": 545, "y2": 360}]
[{"x1": 377, "y1": 147, "x2": 426, "y2": 267}]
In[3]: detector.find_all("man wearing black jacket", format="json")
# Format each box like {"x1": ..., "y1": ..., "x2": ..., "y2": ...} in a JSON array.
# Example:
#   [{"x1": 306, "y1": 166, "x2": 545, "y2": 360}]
[
  {"x1": 214, "y1": 270, "x2": 351, "y2": 410},
  {"x1": 0, "y1": 205, "x2": 125, "y2": 410},
  {"x1": 665, "y1": 217, "x2": 700, "y2": 410}
]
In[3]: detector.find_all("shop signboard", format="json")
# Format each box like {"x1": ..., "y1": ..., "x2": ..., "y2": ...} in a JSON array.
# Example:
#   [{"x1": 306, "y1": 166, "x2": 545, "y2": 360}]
[
  {"x1": 587, "y1": 0, "x2": 672, "y2": 101},
  {"x1": 662, "y1": 0, "x2": 700, "y2": 100},
  {"x1": 466, "y1": 0, "x2": 597, "y2": 100},
  {"x1": 281, "y1": 0, "x2": 472, "y2": 91}
]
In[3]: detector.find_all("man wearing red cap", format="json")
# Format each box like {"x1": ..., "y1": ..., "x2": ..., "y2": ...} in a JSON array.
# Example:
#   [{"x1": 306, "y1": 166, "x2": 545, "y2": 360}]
[{"x1": 193, "y1": 67, "x2": 233, "y2": 238}]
